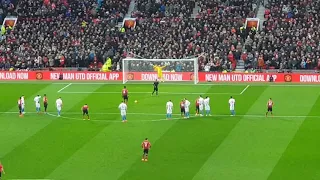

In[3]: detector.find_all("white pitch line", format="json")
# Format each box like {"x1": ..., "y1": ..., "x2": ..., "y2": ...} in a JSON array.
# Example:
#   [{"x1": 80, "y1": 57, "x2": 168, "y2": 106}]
[
  {"x1": 2, "y1": 112, "x2": 320, "y2": 119},
  {"x1": 8, "y1": 179, "x2": 53, "y2": 180},
  {"x1": 57, "y1": 83, "x2": 72, "y2": 93},
  {"x1": 58, "y1": 91, "x2": 231, "y2": 95},
  {"x1": 46, "y1": 112, "x2": 182, "y2": 122},
  {"x1": 240, "y1": 85, "x2": 250, "y2": 94}
]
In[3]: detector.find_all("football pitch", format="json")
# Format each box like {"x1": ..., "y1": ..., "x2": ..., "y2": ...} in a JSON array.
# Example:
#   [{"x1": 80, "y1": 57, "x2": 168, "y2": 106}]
[{"x1": 1, "y1": 82, "x2": 320, "y2": 180}]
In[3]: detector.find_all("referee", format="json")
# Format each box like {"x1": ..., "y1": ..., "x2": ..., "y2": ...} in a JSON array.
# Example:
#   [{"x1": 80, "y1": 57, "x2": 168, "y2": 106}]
[{"x1": 152, "y1": 79, "x2": 159, "y2": 96}]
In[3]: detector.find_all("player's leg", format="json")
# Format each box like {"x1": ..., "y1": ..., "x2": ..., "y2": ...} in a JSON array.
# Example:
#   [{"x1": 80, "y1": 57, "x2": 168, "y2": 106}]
[
  {"x1": 152, "y1": 88, "x2": 155, "y2": 95},
  {"x1": 87, "y1": 112, "x2": 90, "y2": 120},
  {"x1": 19, "y1": 106, "x2": 22, "y2": 116},
  {"x1": 44, "y1": 103, "x2": 47, "y2": 113},
  {"x1": 57, "y1": 107, "x2": 61, "y2": 116},
  {"x1": 144, "y1": 150, "x2": 149, "y2": 161},
  {"x1": 142, "y1": 150, "x2": 147, "y2": 161},
  {"x1": 159, "y1": 73, "x2": 164, "y2": 82},
  {"x1": 199, "y1": 106, "x2": 204, "y2": 116},
  {"x1": 22, "y1": 104, "x2": 25, "y2": 114},
  {"x1": 195, "y1": 107, "x2": 197, "y2": 115}
]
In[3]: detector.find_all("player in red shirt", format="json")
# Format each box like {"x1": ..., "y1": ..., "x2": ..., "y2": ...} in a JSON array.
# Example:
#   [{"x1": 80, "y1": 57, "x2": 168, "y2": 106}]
[
  {"x1": 180, "y1": 100, "x2": 185, "y2": 117},
  {"x1": 195, "y1": 98, "x2": 200, "y2": 115},
  {"x1": 82, "y1": 104, "x2": 90, "y2": 120},
  {"x1": 266, "y1": 98, "x2": 274, "y2": 117},
  {"x1": 0, "y1": 161, "x2": 5, "y2": 179},
  {"x1": 43, "y1": 94, "x2": 48, "y2": 114},
  {"x1": 18, "y1": 97, "x2": 23, "y2": 117},
  {"x1": 122, "y1": 86, "x2": 128, "y2": 104},
  {"x1": 141, "y1": 138, "x2": 151, "y2": 162}
]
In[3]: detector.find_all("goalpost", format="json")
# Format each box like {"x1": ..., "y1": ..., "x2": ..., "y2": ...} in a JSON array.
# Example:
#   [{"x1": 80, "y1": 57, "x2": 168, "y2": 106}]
[{"x1": 122, "y1": 58, "x2": 199, "y2": 84}]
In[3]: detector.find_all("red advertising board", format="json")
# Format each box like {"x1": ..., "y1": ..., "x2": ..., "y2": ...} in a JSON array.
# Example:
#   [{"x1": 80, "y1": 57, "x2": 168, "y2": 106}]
[
  {"x1": 0, "y1": 71, "x2": 122, "y2": 81},
  {"x1": 1, "y1": 71, "x2": 320, "y2": 83},
  {"x1": 199, "y1": 73, "x2": 283, "y2": 82}
]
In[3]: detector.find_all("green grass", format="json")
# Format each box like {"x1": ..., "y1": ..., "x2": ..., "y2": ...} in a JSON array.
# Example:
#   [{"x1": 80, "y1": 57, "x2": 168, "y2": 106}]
[{"x1": 0, "y1": 82, "x2": 320, "y2": 180}]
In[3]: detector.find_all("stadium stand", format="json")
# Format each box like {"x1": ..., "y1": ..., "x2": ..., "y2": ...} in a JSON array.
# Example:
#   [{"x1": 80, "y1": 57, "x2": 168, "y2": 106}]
[
  {"x1": 249, "y1": 0, "x2": 320, "y2": 71},
  {"x1": 4, "y1": 0, "x2": 306, "y2": 72}
]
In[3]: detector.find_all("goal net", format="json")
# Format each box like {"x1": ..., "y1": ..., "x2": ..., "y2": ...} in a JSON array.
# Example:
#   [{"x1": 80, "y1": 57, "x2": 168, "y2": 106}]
[{"x1": 122, "y1": 58, "x2": 199, "y2": 84}]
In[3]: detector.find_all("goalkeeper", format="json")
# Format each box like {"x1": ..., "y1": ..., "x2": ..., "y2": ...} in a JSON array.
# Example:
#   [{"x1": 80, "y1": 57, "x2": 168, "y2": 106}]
[{"x1": 153, "y1": 65, "x2": 166, "y2": 82}]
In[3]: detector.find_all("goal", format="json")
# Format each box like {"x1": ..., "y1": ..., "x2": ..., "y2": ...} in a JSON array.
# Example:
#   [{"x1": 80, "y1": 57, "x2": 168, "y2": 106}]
[{"x1": 122, "y1": 58, "x2": 199, "y2": 84}]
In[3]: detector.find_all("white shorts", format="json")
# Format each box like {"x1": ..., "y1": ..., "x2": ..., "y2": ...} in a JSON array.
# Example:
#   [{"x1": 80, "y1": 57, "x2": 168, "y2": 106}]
[
  {"x1": 199, "y1": 105, "x2": 204, "y2": 111},
  {"x1": 167, "y1": 110, "x2": 172, "y2": 114},
  {"x1": 185, "y1": 107, "x2": 189, "y2": 113},
  {"x1": 205, "y1": 106, "x2": 210, "y2": 111},
  {"x1": 36, "y1": 103, "x2": 40, "y2": 108},
  {"x1": 21, "y1": 104, "x2": 25, "y2": 108},
  {"x1": 121, "y1": 110, "x2": 126, "y2": 116},
  {"x1": 230, "y1": 106, "x2": 235, "y2": 110},
  {"x1": 57, "y1": 106, "x2": 61, "y2": 111}
]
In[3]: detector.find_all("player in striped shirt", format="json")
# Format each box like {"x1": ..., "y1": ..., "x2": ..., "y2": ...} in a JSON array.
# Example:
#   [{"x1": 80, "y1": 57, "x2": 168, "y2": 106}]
[
  {"x1": 21, "y1": 95, "x2": 25, "y2": 114},
  {"x1": 56, "y1": 97, "x2": 63, "y2": 117},
  {"x1": 34, "y1": 95, "x2": 41, "y2": 113},
  {"x1": 229, "y1": 96, "x2": 236, "y2": 116},
  {"x1": 166, "y1": 100, "x2": 173, "y2": 120},
  {"x1": 184, "y1": 98, "x2": 191, "y2": 118},
  {"x1": 204, "y1": 96, "x2": 211, "y2": 116},
  {"x1": 118, "y1": 101, "x2": 127, "y2": 122}
]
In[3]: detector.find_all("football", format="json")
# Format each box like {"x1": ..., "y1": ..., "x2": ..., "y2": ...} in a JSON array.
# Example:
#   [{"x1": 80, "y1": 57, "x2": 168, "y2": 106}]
[{"x1": 134, "y1": 100, "x2": 138, "y2": 103}]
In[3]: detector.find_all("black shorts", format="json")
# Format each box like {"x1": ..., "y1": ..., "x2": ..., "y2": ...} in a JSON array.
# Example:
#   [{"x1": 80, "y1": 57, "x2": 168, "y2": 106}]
[
  {"x1": 267, "y1": 107, "x2": 272, "y2": 112},
  {"x1": 123, "y1": 95, "x2": 128, "y2": 100},
  {"x1": 181, "y1": 108, "x2": 185, "y2": 113},
  {"x1": 196, "y1": 105, "x2": 199, "y2": 111},
  {"x1": 0, "y1": 171, "x2": 2, "y2": 177},
  {"x1": 83, "y1": 110, "x2": 88, "y2": 115},
  {"x1": 154, "y1": 87, "x2": 158, "y2": 91},
  {"x1": 44, "y1": 102, "x2": 48, "y2": 108},
  {"x1": 143, "y1": 149, "x2": 149, "y2": 154},
  {"x1": 18, "y1": 105, "x2": 21, "y2": 111}
]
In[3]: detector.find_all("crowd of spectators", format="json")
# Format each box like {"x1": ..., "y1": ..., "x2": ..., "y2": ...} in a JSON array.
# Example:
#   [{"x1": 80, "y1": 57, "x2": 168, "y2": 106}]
[
  {"x1": 0, "y1": 0, "x2": 129, "y2": 70},
  {"x1": 6, "y1": 0, "x2": 320, "y2": 72},
  {"x1": 243, "y1": 0, "x2": 320, "y2": 71},
  {"x1": 133, "y1": 0, "x2": 195, "y2": 18}
]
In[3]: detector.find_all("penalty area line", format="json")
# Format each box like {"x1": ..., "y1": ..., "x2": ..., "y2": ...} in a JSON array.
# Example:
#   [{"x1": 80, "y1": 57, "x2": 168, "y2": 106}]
[
  {"x1": 57, "y1": 83, "x2": 72, "y2": 93},
  {"x1": 240, "y1": 85, "x2": 250, "y2": 95},
  {"x1": 46, "y1": 113, "x2": 181, "y2": 122},
  {"x1": 3, "y1": 112, "x2": 318, "y2": 121}
]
